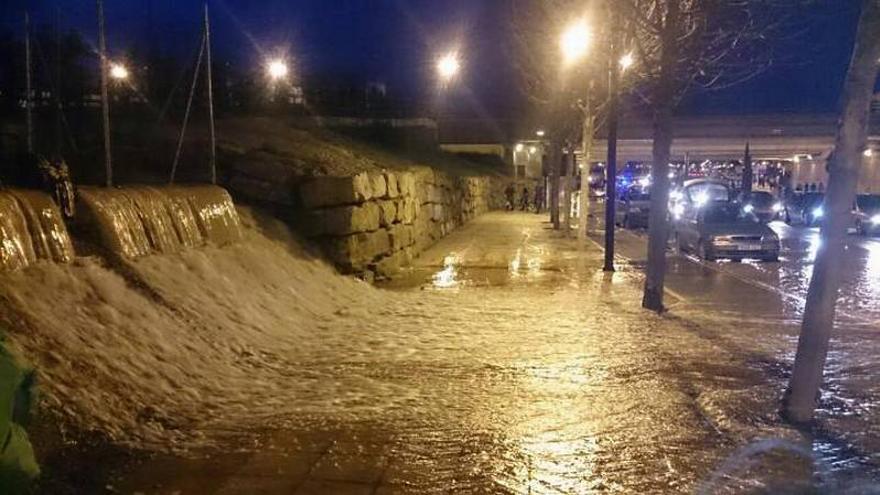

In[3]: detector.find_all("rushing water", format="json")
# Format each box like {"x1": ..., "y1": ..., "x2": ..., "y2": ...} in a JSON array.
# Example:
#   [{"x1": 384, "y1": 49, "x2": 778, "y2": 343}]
[
  {"x1": 4, "y1": 207, "x2": 877, "y2": 493},
  {"x1": 0, "y1": 189, "x2": 74, "y2": 271},
  {"x1": 76, "y1": 185, "x2": 242, "y2": 259}
]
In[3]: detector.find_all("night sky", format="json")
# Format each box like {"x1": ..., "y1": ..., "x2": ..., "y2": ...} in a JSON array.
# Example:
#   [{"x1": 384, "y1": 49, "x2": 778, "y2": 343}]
[{"x1": 1, "y1": 0, "x2": 866, "y2": 118}]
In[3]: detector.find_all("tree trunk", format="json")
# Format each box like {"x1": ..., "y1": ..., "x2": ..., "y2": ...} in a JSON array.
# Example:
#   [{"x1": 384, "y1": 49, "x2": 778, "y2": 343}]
[
  {"x1": 579, "y1": 108, "x2": 595, "y2": 240},
  {"x1": 642, "y1": 0, "x2": 679, "y2": 312},
  {"x1": 562, "y1": 150, "x2": 573, "y2": 235},
  {"x1": 549, "y1": 140, "x2": 561, "y2": 229},
  {"x1": 783, "y1": 0, "x2": 880, "y2": 424}
]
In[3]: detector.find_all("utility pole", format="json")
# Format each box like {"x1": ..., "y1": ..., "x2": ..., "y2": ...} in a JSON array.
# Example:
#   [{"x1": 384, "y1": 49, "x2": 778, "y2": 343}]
[
  {"x1": 204, "y1": 3, "x2": 217, "y2": 184},
  {"x1": 25, "y1": 11, "x2": 33, "y2": 155},
  {"x1": 54, "y1": 7, "x2": 62, "y2": 157},
  {"x1": 578, "y1": 80, "x2": 595, "y2": 240},
  {"x1": 97, "y1": 0, "x2": 113, "y2": 187},
  {"x1": 604, "y1": 5, "x2": 621, "y2": 272},
  {"x1": 170, "y1": 30, "x2": 207, "y2": 184}
]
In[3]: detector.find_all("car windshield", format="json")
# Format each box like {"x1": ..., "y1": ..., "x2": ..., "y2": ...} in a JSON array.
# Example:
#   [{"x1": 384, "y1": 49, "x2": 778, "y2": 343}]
[
  {"x1": 802, "y1": 193, "x2": 824, "y2": 207},
  {"x1": 687, "y1": 182, "x2": 729, "y2": 203},
  {"x1": 627, "y1": 187, "x2": 650, "y2": 201},
  {"x1": 857, "y1": 195, "x2": 880, "y2": 210},
  {"x1": 703, "y1": 204, "x2": 753, "y2": 224},
  {"x1": 746, "y1": 192, "x2": 775, "y2": 207}
]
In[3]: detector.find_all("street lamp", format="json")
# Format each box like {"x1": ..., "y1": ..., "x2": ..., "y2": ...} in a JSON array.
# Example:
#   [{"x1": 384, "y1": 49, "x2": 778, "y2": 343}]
[
  {"x1": 266, "y1": 59, "x2": 289, "y2": 81},
  {"x1": 536, "y1": 130, "x2": 545, "y2": 137},
  {"x1": 437, "y1": 52, "x2": 461, "y2": 82},
  {"x1": 560, "y1": 20, "x2": 591, "y2": 66},
  {"x1": 619, "y1": 52, "x2": 635, "y2": 71},
  {"x1": 109, "y1": 63, "x2": 129, "y2": 81}
]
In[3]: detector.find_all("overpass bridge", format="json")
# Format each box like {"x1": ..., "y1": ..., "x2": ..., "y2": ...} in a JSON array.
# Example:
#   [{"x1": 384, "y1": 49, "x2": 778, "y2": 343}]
[
  {"x1": 440, "y1": 114, "x2": 880, "y2": 193},
  {"x1": 586, "y1": 114, "x2": 880, "y2": 192}
]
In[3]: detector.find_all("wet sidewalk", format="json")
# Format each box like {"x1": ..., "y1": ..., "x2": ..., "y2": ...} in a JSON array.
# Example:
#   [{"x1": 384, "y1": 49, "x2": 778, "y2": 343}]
[{"x1": 87, "y1": 212, "x2": 867, "y2": 494}]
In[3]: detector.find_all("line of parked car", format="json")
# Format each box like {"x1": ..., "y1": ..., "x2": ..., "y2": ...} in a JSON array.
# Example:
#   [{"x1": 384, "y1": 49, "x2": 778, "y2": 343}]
[{"x1": 612, "y1": 176, "x2": 880, "y2": 262}]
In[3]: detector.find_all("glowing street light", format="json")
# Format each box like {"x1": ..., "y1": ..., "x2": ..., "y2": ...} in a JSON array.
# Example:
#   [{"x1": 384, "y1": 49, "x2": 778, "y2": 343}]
[
  {"x1": 109, "y1": 63, "x2": 129, "y2": 81},
  {"x1": 619, "y1": 52, "x2": 635, "y2": 71},
  {"x1": 437, "y1": 52, "x2": 461, "y2": 82},
  {"x1": 561, "y1": 20, "x2": 591, "y2": 66},
  {"x1": 536, "y1": 130, "x2": 545, "y2": 137},
  {"x1": 865, "y1": 148, "x2": 874, "y2": 158},
  {"x1": 266, "y1": 59, "x2": 289, "y2": 81},
  {"x1": 515, "y1": 143, "x2": 525, "y2": 152}
]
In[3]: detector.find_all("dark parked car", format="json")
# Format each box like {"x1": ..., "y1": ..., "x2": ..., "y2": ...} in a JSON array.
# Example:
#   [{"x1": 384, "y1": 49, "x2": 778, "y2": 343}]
[
  {"x1": 853, "y1": 194, "x2": 880, "y2": 236},
  {"x1": 785, "y1": 192, "x2": 825, "y2": 226},
  {"x1": 674, "y1": 202, "x2": 780, "y2": 262},
  {"x1": 615, "y1": 186, "x2": 651, "y2": 229},
  {"x1": 738, "y1": 191, "x2": 783, "y2": 223}
]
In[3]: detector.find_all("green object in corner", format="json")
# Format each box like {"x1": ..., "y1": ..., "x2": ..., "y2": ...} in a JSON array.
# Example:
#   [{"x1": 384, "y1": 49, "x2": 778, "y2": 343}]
[{"x1": 0, "y1": 334, "x2": 39, "y2": 493}]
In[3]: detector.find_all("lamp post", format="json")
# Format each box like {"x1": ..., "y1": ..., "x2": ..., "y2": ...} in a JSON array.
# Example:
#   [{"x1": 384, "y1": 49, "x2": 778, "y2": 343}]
[
  {"x1": 603, "y1": 7, "x2": 622, "y2": 273},
  {"x1": 436, "y1": 52, "x2": 461, "y2": 84},
  {"x1": 433, "y1": 51, "x2": 461, "y2": 145},
  {"x1": 266, "y1": 59, "x2": 289, "y2": 81},
  {"x1": 557, "y1": 20, "x2": 592, "y2": 233},
  {"x1": 109, "y1": 63, "x2": 129, "y2": 81}
]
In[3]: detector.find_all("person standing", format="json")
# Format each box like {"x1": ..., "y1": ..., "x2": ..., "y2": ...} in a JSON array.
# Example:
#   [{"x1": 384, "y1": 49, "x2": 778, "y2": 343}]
[
  {"x1": 534, "y1": 181, "x2": 545, "y2": 213},
  {"x1": 504, "y1": 183, "x2": 515, "y2": 211},
  {"x1": 520, "y1": 186, "x2": 530, "y2": 211}
]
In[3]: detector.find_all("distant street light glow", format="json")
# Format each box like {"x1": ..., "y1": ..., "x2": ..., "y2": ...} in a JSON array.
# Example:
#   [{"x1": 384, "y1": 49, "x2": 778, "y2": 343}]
[
  {"x1": 536, "y1": 130, "x2": 545, "y2": 137},
  {"x1": 865, "y1": 148, "x2": 874, "y2": 157},
  {"x1": 437, "y1": 52, "x2": 461, "y2": 82},
  {"x1": 620, "y1": 53, "x2": 635, "y2": 71},
  {"x1": 267, "y1": 59, "x2": 289, "y2": 81},
  {"x1": 109, "y1": 63, "x2": 129, "y2": 81},
  {"x1": 515, "y1": 143, "x2": 525, "y2": 152},
  {"x1": 561, "y1": 20, "x2": 591, "y2": 65}
]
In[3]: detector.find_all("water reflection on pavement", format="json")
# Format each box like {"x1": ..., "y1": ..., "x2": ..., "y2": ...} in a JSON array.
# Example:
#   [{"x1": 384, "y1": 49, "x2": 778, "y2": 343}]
[{"x1": 110, "y1": 212, "x2": 879, "y2": 494}]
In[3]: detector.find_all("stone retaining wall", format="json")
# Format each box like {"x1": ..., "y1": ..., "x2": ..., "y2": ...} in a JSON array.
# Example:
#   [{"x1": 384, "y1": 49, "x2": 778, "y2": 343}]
[{"x1": 298, "y1": 169, "x2": 498, "y2": 279}]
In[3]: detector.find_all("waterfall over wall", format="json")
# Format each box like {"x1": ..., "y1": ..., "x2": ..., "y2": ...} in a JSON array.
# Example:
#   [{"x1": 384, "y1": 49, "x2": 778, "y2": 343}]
[
  {"x1": 76, "y1": 185, "x2": 242, "y2": 259},
  {"x1": 0, "y1": 189, "x2": 74, "y2": 271}
]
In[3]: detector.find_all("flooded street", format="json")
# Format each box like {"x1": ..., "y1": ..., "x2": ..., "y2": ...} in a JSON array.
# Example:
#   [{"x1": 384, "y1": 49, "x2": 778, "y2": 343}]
[{"x1": 90, "y1": 211, "x2": 880, "y2": 494}]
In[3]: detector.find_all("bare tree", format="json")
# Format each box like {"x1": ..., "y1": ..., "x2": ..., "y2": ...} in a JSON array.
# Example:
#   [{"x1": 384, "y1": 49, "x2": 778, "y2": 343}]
[
  {"x1": 622, "y1": 0, "x2": 787, "y2": 312},
  {"x1": 784, "y1": 0, "x2": 880, "y2": 424}
]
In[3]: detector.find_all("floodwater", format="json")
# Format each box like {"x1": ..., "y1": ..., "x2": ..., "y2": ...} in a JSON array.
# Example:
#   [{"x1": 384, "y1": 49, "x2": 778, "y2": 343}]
[{"x1": 79, "y1": 211, "x2": 880, "y2": 494}]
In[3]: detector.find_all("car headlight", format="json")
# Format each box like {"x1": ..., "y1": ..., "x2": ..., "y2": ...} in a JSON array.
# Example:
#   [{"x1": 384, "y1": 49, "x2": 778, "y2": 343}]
[
  {"x1": 670, "y1": 203, "x2": 685, "y2": 219},
  {"x1": 743, "y1": 204, "x2": 755, "y2": 213},
  {"x1": 813, "y1": 206, "x2": 824, "y2": 218},
  {"x1": 871, "y1": 214, "x2": 880, "y2": 225},
  {"x1": 772, "y1": 202, "x2": 783, "y2": 213}
]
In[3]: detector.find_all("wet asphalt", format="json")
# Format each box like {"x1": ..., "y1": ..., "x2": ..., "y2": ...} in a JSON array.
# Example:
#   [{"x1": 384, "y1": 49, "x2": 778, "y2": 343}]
[{"x1": 70, "y1": 209, "x2": 880, "y2": 495}]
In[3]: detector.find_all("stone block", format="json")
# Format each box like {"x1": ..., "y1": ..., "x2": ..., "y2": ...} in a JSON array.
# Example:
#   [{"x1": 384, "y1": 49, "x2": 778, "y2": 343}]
[
  {"x1": 398, "y1": 172, "x2": 416, "y2": 197},
  {"x1": 325, "y1": 229, "x2": 391, "y2": 270},
  {"x1": 384, "y1": 172, "x2": 400, "y2": 199},
  {"x1": 309, "y1": 203, "x2": 380, "y2": 236},
  {"x1": 377, "y1": 200, "x2": 397, "y2": 227},
  {"x1": 397, "y1": 198, "x2": 416, "y2": 224},
  {"x1": 428, "y1": 185, "x2": 444, "y2": 204},
  {"x1": 388, "y1": 224, "x2": 414, "y2": 251},
  {"x1": 300, "y1": 173, "x2": 372, "y2": 208},
  {"x1": 369, "y1": 174, "x2": 387, "y2": 199},
  {"x1": 375, "y1": 250, "x2": 405, "y2": 278},
  {"x1": 432, "y1": 203, "x2": 445, "y2": 221}
]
